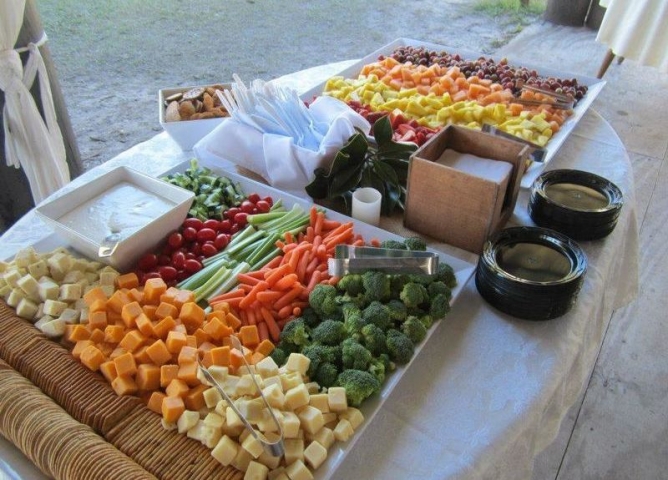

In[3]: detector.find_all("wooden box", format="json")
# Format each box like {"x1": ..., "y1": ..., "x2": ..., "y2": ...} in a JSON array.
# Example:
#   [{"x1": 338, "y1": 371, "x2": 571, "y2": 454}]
[{"x1": 404, "y1": 125, "x2": 530, "y2": 254}]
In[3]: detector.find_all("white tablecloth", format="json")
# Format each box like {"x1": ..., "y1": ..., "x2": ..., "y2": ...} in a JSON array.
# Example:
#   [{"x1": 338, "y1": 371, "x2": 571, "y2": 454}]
[
  {"x1": 597, "y1": 0, "x2": 668, "y2": 72},
  {"x1": 0, "y1": 63, "x2": 639, "y2": 480}
]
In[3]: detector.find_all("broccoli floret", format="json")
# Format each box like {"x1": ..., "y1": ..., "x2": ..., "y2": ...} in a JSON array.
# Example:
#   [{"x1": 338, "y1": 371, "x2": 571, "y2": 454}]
[
  {"x1": 400, "y1": 282, "x2": 428, "y2": 309},
  {"x1": 386, "y1": 329, "x2": 414, "y2": 365},
  {"x1": 378, "y1": 352, "x2": 394, "y2": 373},
  {"x1": 311, "y1": 319, "x2": 347, "y2": 346},
  {"x1": 342, "y1": 338, "x2": 373, "y2": 371},
  {"x1": 314, "y1": 362, "x2": 340, "y2": 388},
  {"x1": 429, "y1": 293, "x2": 451, "y2": 319},
  {"x1": 360, "y1": 323, "x2": 387, "y2": 356},
  {"x1": 435, "y1": 263, "x2": 457, "y2": 289},
  {"x1": 342, "y1": 303, "x2": 366, "y2": 338},
  {"x1": 299, "y1": 307, "x2": 322, "y2": 328},
  {"x1": 402, "y1": 315, "x2": 428, "y2": 344},
  {"x1": 279, "y1": 317, "x2": 311, "y2": 349},
  {"x1": 367, "y1": 356, "x2": 386, "y2": 384},
  {"x1": 386, "y1": 298, "x2": 408, "y2": 323},
  {"x1": 389, "y1": 274, "x2": 410, "y2": 298},
  {"x1": 362, "y1": 301, "x2": 393, "y2": 331},
  {"x1": 309, "y1": 283, "x2": 340, "y2": 318},
  {"x1": 379, "y1": 239, "x2": 407, "y2": 250},
  {"x1": 269, "y1": 346, "x2": 289, "y2": 367},
  {"x1": 403, "y1": 236, "x2": 427, "y2": 251},
  {"x1": 336, "y1": 274, "x2": 365, "y2": 297},
  {"x1": 419, "y1": 313, "x2": 434, "y2": 329},
  {"x1": 407, "y1": 273, "x2": 435, "y2": 286},
  {"x1": 301, "y1": 343, "x2": 338, "y2": 377},
  {"x1": 427, "y1": 281, "x2": 452, "y2": 301},
  {"x1": 336, "y1": 369, "x2": 381, "y2": 407},
  {"x1": 362, "y1": 270, "x2": 391, "y2": 302}
]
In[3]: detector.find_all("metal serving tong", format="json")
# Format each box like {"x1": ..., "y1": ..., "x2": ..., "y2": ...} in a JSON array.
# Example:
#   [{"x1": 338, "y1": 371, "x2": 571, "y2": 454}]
[
  {"x1": 515, "y1": 85, "x2": 574, "y2": 110},
  {"x1": 197, "y1": 336, "x2": 285, "y2": 457},
  {"x1": 328, "y1": 245, "x2": 440, "y2": 276}
]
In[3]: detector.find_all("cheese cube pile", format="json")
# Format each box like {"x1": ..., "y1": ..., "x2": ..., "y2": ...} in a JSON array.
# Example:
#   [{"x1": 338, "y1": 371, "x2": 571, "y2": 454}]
[
  {"x1": 1, "y1": 246, "x2": 117, "y2": 337},
  {"x1": 167, "y1": 353, "x2": 364, "y2": 479}
]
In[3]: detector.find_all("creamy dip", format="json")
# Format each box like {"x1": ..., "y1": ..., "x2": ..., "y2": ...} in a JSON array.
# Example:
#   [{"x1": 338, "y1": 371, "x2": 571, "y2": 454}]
[{"x1": 58, "y1": 182, "x2": 175, "y2": 244}]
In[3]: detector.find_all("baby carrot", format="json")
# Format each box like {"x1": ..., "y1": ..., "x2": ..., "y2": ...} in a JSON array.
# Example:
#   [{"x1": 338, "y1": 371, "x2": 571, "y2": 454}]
[
  {"x1": 238, "y1": 280, "x2": 269, "y2": 310},
  {"x1": 274, "y1": 273, "x2": 299, "y2": 291},
  {"x1": 260, "y1": 307, "x2": 281, "y2": 342}
]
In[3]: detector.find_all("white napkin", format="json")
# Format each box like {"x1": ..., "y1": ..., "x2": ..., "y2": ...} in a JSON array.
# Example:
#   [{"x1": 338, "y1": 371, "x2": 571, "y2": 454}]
[{"x1": 193, "y1": 95, "x2": 370, "y2": 198}]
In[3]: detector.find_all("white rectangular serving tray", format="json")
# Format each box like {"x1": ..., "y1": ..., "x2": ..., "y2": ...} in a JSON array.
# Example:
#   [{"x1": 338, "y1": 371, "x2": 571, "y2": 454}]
[{"x1": 300, "y1": 37, "x2": 607, "y2": 188}]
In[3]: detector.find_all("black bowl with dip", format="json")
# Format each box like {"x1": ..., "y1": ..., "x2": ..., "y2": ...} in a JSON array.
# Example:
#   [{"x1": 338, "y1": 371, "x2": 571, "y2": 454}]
[
  {"x1": 528, "y1": 169, "x2": 623, "y2": 240},
  {"x1": 475, "y1": 226, "x2": 587, "y2": 320}
]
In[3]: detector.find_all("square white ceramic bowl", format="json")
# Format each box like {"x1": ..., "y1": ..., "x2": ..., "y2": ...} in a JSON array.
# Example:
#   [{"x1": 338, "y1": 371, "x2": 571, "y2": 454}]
[
  {"x1": 159, "y1": 84, "x2": 230, "y2": 151},
  {"x1": 35, "y1": 166, "x2": 194, "y2": 272}
]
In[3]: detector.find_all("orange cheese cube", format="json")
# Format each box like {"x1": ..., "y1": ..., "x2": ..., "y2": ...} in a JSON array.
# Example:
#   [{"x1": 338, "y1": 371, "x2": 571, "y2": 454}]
[
  {"x1": 107, "y1": 289, "x2": 131, "y2": 314},
  {"x1": 177, "y1": 361, "x2": 199, "y2": 387},
  {"x1": 160, "y1": 364, "x2": 179, "y2": 388},
  {"x1": 155, "y1": 302, "x2": 178, "y2": 320},
  {"x1": 165, "y1": 378, "x2": 189, "y2": 398},
  {"x1": 153, "y1": 315, "x2": 177, "y2": 340},
  {"x1": 143, "y1": 277, "x2": 167, "y2": 305},
  {"x1": 142, "y1": 304, "x2": 158, "y2": 321},
  {"x1": 161, "y1": 395, "x2": 185, "y2": 423},
  {"x1": 184, "y1": 384, "x2": 208, "y2": 411},
  {"x1": 112, "y1": 375, "x2": 138, "y2": 396},
  {"x1": 115, "y1": 272, "x2": 139, "y2": 290},
  {"x1": 88, "y1": 328, "x2": 105, "y2": 345},
  {"x1": 225, "y1": 312, "x2": 242, "y2": 331},
  {"x1": 72, "y1": 340, "x2": 94, "y2": 360},
  {"x1": 145, "y1": 339, "x2": 171, "y2": 366},
  {"x1": 165, "y1": 330, "x2": 187, "y2": 354},
  {"x1": 255, "y1": 339, "x2": 275, "y2": 357},
  {"x1": 239, "y1": 325, "x2": 260, "y2": 349},
  {"x1": 127, "y1": 287, "x2": 144, "y2": 303},
  {"x1": 113, "y1": 351, "x2": 138, "y2": 378},
  {"x1": 203, "y1": 316, "x2": 233, "y2": 341},
  {"x1": 133, "y1": 345, "x2": 153, "y2": 365},
  {"x1": 104, "y1": 324, "x2": 126, "y2": 344},
  {"x1": 177, "y1": 345, "x2": 198, "y2": 365},
  {"x1": 80, "y1": 345, "x2": 106, "y2": 371},
  {"x1": 211, "y1": 302, "x2": 230, "y2": 314},
  {"x1": 99, "y1": 360, "x2": 118, "y2": 383},
  {"x1": 134, "y1": 313, "x2": 155, "y2": 338},
  {"x1": 88, "y1": 310, "x2": 108, "y2": 331},
  {"x1": 179, "y1": 302, "x2": 205, "y2": 332},
  {"x1": 121, "y1": 301, "x2": 143, "y2": 328},
  {"x1": 83, "y1": 286, "x2": 107, "y2": 306},
  {"x1": 118, "y1": 329, "x2": 146, "y2": 353},
  {"x1": 147, "y1": 391, "x2": 166, "y2": 415},
  {"x1": 136, "y1": 363, "x2": 161, "y2": 391},
  {"x1": 208, "y1": 346, "x2": 231, "y2": 367},
  {"x1": 66, "y1": 324, "x2": 91, "y2": 343},
  {"x1": 193, "y1": 328, "x2": 212, "y2": 346}
]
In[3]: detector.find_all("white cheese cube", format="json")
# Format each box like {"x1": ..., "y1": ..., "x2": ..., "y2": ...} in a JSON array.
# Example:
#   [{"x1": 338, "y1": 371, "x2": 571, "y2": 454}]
[
  {"x1": 280, "y1": 411, "x2": 301, "y2": 439},
  {"x1": 47, "y1": 252, "x2": 72, "y2": 276},
  {"x1": 285, "y1": 353, "x2": 310, "y2": 376},
  {"x1": 303, "y1": 440, "x2": 328, "y2": 470},
  {"x1": 99, "y1": 270, "x2": 118, "y2": 286},
  {"x1": 79, "y1": 307, "x2": 89, "y2": 324},
  {"x1": 333, "y1": 418, "x2": 354, "y2": 442},
  {"x1": 200, "y1": 423, "x2": 223, "y2": 449},
  {"x1": 244, "y1": 460, "x2": 269, "y2": 480},
  {"x1": 6, "y1": 288, "x2": 24, "y2": 308},
  {"x1": 338, "y1": 407, "x2": 364, "y2": 430},
  {"x1": 262, "y1": 383, "x2": 286, "y2": 410},
  {"x1": 236, "y1": 397, "x2": 266, "y2": 423},
  {"x1": 39, "y1": 318, "x2": 66, "y2": 338},
  {"x1": 0, "y1": 284, "x2": 10, "y2": 299},
  {"x1": 100, "y1": 284, "x2": 115, "y2": 298},
  {"x1": 284, "y1": 459, "x2": 313, "y2": 480},
  {"x1": 62, "y1": 270, "x2": 85, "y2": 284},
  {"x1": 3, "y1": 268, "x2": 22, "y2": 288},
  {"x1": 309, "y1": 393, "x2": 330, "y2": 414},
  {"x1": 0, "y1": 260, "x2": 8, "y2": 273},
  {"x1": 28, "y1": 260, "x2": 49, "y2": 279},
  {"x1": 235, "y1": 374, "x2": 262, "y2": 397},
  {"x1": 16, "y1": 297, "x2": 39, "y2": 320},
  {"x1": 255, "y1": 356, "x2": 279, "y2": 378},
  {"x1": 203, "y1": 412, "x2": 225, "y2": 430},
  {"x1": 256, "y1": 450, "x2": 281, "y2": 470},
  {"x1": 231, "y1": 447, "x2": 253, "y2": 472},
  {"x1": 256, "y1": 409, "x2": 282, "y2": 434},
  {"x1": 71, "y1": 258, "x2": 89, "y2": 272},
  {"x1": 38, "y1": 278, "x2": 60, "y2": 301},
  {"x1": 267, "y1": 471, "x2": 289, "y2": 480},
  {"x1": 296, "y1": 405, "x2": 324, "y2": 435},
  {"x1": 283, "y1": 438, "x2": 304, "y2": 466},
  {"x1": 59, "y1": 283, "x2": 82, "y2": 302},
  {"x1": 262, "y1": 375, "x2": 283, "y2": 392},
  {"x1": 226, "y1": 406, "x2": 244, "y2": 429},
  {"x1": 203, "y1": 387, "x2": 223, "y2": 409},
  {"x1": 177, "y1": 410, "x2": 200, "y2": 434},
  {"x1": 236, "y1": 364, "x2": 257, "y2": 377},
  {"x1": 321, "y1": 412, "x2": 337, "y2": 426},
  {"x1": 211, "y1": 435, "x2": 239, "y2": 467},
  {"x1": 215, "y1": 399, "x2": 228, "y2": 417},
  {"x1": 86, "y1": 260, "x2": 104, "y2": 272},
  {"x1": 42, "y1": 299, "x2": 68, "y2": 317},
  {"x1": 285, "y1": 384, "x2": 310, "y2": 411},
  {"x1": 17, "y1": 274, "x2": 40, "y2": 300},
  {"x1": 305, "y1": 426, "x2": 335, "y2": 450},
  {"x1": 327, "y1": 387, "x2": 348, "y2": 413},
  {"x1": 14, "y1": 247, "x2": 37, "y2": 268},
  {"x1": 33, "y1": 315, "x2": 53, "y2": 330},
  {"x1": 305, "y1": 382, "x2": 320, "y2": 394},
  {"x1": 241, "y1": 434, "x2": 264, "y2": 459},
  {"x1": 58, "y1": 308, "x2": 80, "y2": 324}
]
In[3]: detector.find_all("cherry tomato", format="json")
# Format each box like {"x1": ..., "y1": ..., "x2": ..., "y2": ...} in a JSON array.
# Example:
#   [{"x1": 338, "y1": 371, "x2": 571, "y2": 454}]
[
  {"x1": 225, "y1": 207, "x2": 241, "y2": 220},
  {"x1": 143, "y1": 271, "x2": 162, "y2": 281},
  {"x1": 167, "y1": 232, "x2": 184, "y2": 249},
  {"x1": 158, "y1": 254, "x2": 171, "y2": 266},
  {"x1": 230, "y1": 223, "x2": 240, "y2": 234},
  {"x1": 158, "y1": 266, "x2": 178, "y2": 281},
  {"x1": 240, "y1": 200, "x2": 256, "y2": 214},
  {"x1": 263, "y1": 196, "x2": 274, "y2": 207},
  {"x1": 182, "y1": 227, "x2": 198, "y2": 242},
  {"x1": 218, "y1": 219, "x2": 232, "y2": 233},
  {"x1": 171, "y1": 251, "x2": 186, "y2": 270},
  {"x1": 214, "y1": 234, "x2": 229, "y2": 250},
  {"x1": 184, "y1": 259, "x2": 203, "y2": 274},
  {"x1": 196, "y1": 228, "x2": 217, "y2": 243},
  {"x1": 185, "y1": 252, "x2": 198, "y2": 261},
  {"x1": 255, "y1": 200, "x2": 271, "y2": 213},
  {"x1": 161, "y1": 244, "x2": 174, "y2": 255},
  {"x1": 203, "y1": 219, "x2": 220, "y2": 231},
  {"x1": 201, "y1": 242, "x2": 218, "y2": 258},
  {"x1": 247, "y1": 193, "x2": 261, "y2": 204},
  {"x1": 189, "y1": 242, "x2": 201, "y2": 256},
  {"x1": 233, "y1": 212, "x2": 248, "y2": 227},
  {"x1": 183, "y1": 218, "x2": 204, "y2": 230},
  {"x1": 137, "y1": 253, "x2": 158, "y2": 271},
  {"x1": 176, "y1": 269, "x2": 189, "y2": 282}
]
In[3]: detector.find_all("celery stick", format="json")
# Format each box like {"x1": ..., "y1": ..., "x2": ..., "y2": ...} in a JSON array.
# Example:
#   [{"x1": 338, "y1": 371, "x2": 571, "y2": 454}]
[{"x1": 203, "y1": 262, "x2": 250, "y2": 302}]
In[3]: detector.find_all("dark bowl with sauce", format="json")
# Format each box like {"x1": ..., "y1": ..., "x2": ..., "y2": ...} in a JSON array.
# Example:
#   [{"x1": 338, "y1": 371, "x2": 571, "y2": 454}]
[
  {"x1": 528, "y1": 169, "x2": 624, "y2": 240},
  {"x1": 475, "y1": 226, "x2": 587, "y2": 320}
]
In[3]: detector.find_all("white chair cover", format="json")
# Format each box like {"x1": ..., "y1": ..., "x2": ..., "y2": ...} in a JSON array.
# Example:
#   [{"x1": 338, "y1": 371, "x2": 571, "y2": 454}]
[{"x1": 0, "y1": 0, "x2": 70, "y2": 203}]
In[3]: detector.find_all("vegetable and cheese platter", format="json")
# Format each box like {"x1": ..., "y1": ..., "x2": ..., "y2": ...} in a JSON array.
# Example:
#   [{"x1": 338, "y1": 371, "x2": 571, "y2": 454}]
[
  {"x1": 0, "y1": 156, "x2": 476, "y2": 480},
  {"x1": 300, "y1": 38, "x2": 606, "y2": 187}
]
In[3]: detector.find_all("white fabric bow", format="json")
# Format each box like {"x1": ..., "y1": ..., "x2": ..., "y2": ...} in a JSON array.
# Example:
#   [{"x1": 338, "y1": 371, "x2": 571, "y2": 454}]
[{"x1": 1, "y1": 0, "x2": 70, "y2": 203}]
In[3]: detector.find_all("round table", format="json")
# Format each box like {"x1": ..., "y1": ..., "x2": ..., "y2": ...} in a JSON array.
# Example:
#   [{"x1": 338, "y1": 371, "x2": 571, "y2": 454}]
[{"x1": 0, "y1": 62, "x2": 639, "y2": 480}]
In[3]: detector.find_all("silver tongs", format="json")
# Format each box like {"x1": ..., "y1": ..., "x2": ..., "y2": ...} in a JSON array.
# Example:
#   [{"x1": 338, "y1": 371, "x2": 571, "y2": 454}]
[
  {"x1": 197, "y1": 336, "x2": 284, "y2": 457},
  {"x1": 328, "y1": 245, "x2": 439, "y2": 276}
]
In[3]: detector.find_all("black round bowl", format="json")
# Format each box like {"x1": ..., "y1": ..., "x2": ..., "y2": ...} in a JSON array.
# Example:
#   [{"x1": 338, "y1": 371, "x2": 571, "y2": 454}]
[
  {"x1": 475, "y1": 226, "x2": 587, "y2": 320},
  {"x1": 528, "y1": 169, "x2": 624, "y2": 240}
]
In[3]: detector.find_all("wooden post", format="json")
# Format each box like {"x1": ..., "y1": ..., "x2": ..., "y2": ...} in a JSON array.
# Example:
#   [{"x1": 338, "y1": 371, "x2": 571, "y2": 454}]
[
  {"x1": 0, "y1": 0, "x2": 82, "y2": 230},
  {"x1": 544, "y1": 0, "x2": 592, "y2": 26}
]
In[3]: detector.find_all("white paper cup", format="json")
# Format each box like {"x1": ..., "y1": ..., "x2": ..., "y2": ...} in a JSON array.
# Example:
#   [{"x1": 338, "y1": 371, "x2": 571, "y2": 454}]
[{"x1": 352, "y1": 187, "x2": 382, "y2": 226}]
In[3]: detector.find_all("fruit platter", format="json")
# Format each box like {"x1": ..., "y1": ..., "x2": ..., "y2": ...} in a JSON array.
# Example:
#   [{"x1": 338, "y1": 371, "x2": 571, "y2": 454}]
[
  {"x1": 301, "y1": 38, "x2": 606, "y2": 186},
  {"x1": 0, "y1": 157, "x2": 476, "y2": 480}
]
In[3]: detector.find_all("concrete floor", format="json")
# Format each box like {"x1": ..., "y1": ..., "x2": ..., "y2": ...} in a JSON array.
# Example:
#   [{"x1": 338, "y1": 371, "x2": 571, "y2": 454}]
[{"x1": 496, "y1": 22, "x2": 668, "y2": 480}]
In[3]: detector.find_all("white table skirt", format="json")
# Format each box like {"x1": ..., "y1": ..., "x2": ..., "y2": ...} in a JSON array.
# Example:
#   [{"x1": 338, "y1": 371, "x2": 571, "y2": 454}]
[{"x1": 0, "y1": 63, "x2": 639, "y2": 480}]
